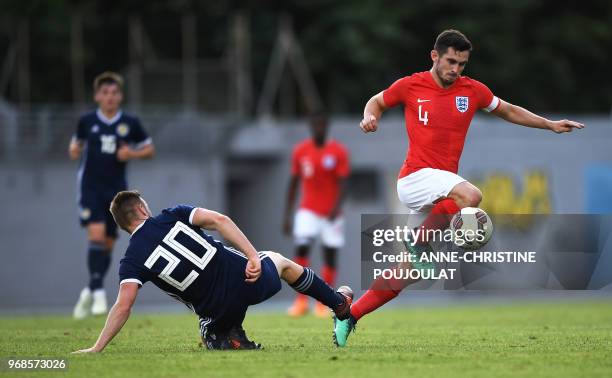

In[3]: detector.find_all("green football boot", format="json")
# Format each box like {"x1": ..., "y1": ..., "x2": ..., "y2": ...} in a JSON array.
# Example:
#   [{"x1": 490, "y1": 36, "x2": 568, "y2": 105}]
[{"x1": 333, "y1": 314, "x2": 356, "y2": 347}]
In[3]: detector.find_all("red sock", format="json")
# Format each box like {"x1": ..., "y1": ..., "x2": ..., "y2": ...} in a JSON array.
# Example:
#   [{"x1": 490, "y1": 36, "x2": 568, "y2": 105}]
[
  {"x1": 351, "y1": 199, "x2": 460, "y2": 321},
  {"x1": 350, "y1": 275, "x2": 409, "y2": 321},
  {"x1": 294, "y1": 256, "x2": 310, "y2": 268},
  {"x1": 321, "y1": 265, "x2": 337, "y2": 287},
  {"x1": 351, "y1": 198, "x2": 459, "y2": 320},
  {"x1": 416, "y1": 198, "x2": 460, "y2": 244}
]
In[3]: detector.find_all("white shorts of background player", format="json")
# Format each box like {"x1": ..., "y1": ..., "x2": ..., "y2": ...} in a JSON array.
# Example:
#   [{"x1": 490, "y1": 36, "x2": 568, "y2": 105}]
[{"x1": 293, "y1": 208, "x2": 345, "y2": 248}]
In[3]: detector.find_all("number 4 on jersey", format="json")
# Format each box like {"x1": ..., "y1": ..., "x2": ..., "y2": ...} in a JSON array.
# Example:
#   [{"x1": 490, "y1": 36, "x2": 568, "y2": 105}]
[{"x1": 418, "y1": 105, "x2": 429, "y2": 126}]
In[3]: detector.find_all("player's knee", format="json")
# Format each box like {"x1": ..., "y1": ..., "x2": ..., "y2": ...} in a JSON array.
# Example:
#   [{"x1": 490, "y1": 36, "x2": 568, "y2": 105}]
[
  {"x1": 465, "y1": 187, "x2": 482, "y2": 207},
  {"x1": 266, "y1": 251, "x2": 284, "y2": 261},
  {"x1": 87, "y1": 224, "x2": 106, "y2": 243},
  {"x1": 265, "y1": 251, "x2": 293, "y2": 275},
  {"x1": 452, "y1": 185, "x2": 482, "y2": 208}
]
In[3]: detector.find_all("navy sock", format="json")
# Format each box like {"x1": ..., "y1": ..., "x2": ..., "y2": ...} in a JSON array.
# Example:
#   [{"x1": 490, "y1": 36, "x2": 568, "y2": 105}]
[
  {"x1": 289, "y1": 268, "x2": 343, "y2": 309},
  {"x1": 87, "y1": 242, "x2": 111, "y2": 290}
]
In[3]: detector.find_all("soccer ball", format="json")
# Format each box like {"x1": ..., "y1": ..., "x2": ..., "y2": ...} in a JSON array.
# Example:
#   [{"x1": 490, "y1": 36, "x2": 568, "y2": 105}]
[{"x1": 449, "y1": 207, "x2": 494, "y2": 250}]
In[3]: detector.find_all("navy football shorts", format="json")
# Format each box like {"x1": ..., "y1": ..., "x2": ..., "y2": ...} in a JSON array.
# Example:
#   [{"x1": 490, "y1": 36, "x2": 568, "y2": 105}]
[
  {"x1": 78, "y1": 184, "x2": 125, "y2": 238},
  {"x1": 198, "y1": 250, "x2": 281, "y2": 336}
]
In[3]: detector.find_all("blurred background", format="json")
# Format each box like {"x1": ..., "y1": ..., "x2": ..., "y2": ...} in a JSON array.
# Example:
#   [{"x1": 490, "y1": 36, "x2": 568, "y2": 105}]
[{"x1": 1, "y1": 0, "x2": 611, "y2": 314}]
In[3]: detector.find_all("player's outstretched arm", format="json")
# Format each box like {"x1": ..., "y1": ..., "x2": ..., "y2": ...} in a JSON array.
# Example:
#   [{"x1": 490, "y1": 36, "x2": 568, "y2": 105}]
[
  {"x1": 72, "y1": 283, "x2": 138, "y2": 354},
  {"x1": 360, "y1": 91, "x2": 389, "y2": 133},
  {"x1": 492, "y1": 100, "x2": 584, "y2": 133},
  {"x1": 191, "y1": 208, "x2": 262, "y2": 282}
]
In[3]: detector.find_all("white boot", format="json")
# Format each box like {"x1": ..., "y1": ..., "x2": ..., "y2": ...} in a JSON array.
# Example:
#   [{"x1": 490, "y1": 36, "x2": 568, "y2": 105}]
[
  {"x1": 73, "y1": 287, "x2": 93, "y2": 320},
  {"x1": 91, "y1": 289, "x2": 108, "y2": 315}
]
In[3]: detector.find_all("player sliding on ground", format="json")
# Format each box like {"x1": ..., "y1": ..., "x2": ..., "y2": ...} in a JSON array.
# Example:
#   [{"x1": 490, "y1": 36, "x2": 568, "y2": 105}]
[
  {"x1": 333, "y1": 29, "x2": 584, "y2": 347},
  {"x1": 72, "y1": 190, "x2": 352, "y2": 352}
]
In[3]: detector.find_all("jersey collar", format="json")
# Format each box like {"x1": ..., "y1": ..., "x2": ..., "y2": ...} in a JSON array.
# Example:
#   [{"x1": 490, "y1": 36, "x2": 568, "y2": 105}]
[
  {"x1": 130, "y1": 220, "x2": 146, "y2": 237},
  {"x1": 96, "y1": 108, "x2": 123, "y2": 125}
]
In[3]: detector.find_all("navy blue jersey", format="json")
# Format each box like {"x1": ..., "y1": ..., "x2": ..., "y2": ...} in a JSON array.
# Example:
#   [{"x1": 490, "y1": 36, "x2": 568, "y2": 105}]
[
  {"x1": 118, "y1": 205, "x2": 281, "y2": 323},
  {"x1": 75, "y1": 109, "x2": 151, "y2": 186}
]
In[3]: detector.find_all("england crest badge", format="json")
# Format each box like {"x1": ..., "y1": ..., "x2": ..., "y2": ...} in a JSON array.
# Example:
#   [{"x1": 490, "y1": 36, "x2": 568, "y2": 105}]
[{"x1": 456, "y1": 96, "x2": 469, "y2": 113}]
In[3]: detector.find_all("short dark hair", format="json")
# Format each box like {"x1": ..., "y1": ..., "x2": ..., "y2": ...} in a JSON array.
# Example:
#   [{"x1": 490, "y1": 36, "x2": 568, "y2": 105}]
[
  {"x1": 110, "y1": 190, "x2": 143, "y2": 231},
  {"x1": 93, "y1": 71, "x2": 124, "y2": 92},
  {"x1": 434, "y1": 29, "x2": 472, "y2": 56}
]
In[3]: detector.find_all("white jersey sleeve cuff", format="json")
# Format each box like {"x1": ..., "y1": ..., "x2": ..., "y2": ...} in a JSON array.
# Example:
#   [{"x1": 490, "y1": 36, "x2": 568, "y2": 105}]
[
  {"x1": 120, "y1": 278, "x2": 143, "y2": 286},
  {"x1": 133, "y1": 137, "x2": 153, "y2": 150},
  {"x1": 483, "y1": 96, "x2": 500, "y2": 112},
  {"x1": 189, "y1": 207, "x2": 198, "y2": 225}
]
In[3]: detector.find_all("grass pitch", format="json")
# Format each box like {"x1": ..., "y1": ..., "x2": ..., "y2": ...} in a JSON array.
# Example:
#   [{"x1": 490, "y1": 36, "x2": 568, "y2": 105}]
[{"x1": 1, "y1": 301, "x2": 611, "y2": 378}]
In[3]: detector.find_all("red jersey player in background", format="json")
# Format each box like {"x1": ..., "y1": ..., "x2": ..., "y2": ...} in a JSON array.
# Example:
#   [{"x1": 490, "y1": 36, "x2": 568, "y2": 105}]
[
  {"x1": 283, "y1": 115, "x2": 350, "y2": 317},
  {"x1": 333, "y1": 29, "x2": 584, "y2": 346}
]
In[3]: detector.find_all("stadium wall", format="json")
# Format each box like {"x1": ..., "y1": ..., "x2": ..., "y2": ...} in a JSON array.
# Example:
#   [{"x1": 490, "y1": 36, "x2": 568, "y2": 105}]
[{"x1": 1, "y1": 114, "x2": 611, "y2": 313}]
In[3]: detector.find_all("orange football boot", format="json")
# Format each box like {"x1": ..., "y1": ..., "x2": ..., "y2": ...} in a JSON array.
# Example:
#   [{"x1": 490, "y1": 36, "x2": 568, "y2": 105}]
[
  {"x1": 287, "y1": 294, "x2": 309, "y2": 317},
  {"x1": 314, "y1": 301, "x2": 331, "y2": 318}
]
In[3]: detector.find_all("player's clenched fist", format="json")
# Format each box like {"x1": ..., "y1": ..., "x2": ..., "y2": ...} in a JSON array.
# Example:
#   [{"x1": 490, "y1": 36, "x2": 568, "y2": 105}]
[
  {"x1": 360, "y1": 114, "x2": 378, "y2": 133},
  {"x1": 116, "y1": 144, "x2": 133, "y2": 161},
  {"x1": 68, "y1": 140, "x2": 83, "y2": 160},
  {"x1": 245, "y1": 257, "x2": 261, "y2": 283}
]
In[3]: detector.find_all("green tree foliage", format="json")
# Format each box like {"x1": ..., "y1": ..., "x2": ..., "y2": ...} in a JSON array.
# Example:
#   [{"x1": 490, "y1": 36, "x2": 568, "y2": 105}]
[{"x1": 1, "y1": 0, "x2": 610, "y2": 112}]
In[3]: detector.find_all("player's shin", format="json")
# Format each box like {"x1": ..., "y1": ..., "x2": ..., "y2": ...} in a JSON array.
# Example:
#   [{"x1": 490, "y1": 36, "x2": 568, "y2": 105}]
[
  {"x1": 322, "y1": 247, "x2": 337, "y2": 286},
  {"x1": 87, "y1": 241, "x2": 111, "y2": 290},
  {"x1": 87, "y1": 242, "x2": 111, "y2": 315},
  {"x1": 321, "y1": 265, "x2": 337, "y2": 286},
  {"x1": 287, "y1": 253, "x2": 310, "y2": 316},
  {"x1": 288, "y1": 267, "x2": 349, "y2": 318},
  {"x1": 414, "y1": 198, "x2": 460, "y2": 245},
  {"x1": 293, "y1": 255, "x2": 310, "y2": 299},
  {"x1": 350, "y1": 267, "x2": 415, "y2": 321}
]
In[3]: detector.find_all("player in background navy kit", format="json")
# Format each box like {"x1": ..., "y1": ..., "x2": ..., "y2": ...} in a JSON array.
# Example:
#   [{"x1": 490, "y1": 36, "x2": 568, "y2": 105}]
[
  {"x1": 68, "y1": 72, "x2": 155, "y2": 319},
  {"x1": 72, "y1": 191, "x2": 353, "y2": 352}
]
